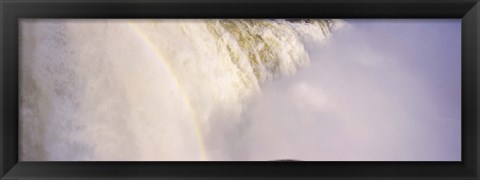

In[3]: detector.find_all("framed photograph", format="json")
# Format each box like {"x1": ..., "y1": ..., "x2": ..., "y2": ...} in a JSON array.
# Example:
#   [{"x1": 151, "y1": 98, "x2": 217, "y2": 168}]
[{"x1": 1, "y1": 0, "x2": 479, "y2": 179}]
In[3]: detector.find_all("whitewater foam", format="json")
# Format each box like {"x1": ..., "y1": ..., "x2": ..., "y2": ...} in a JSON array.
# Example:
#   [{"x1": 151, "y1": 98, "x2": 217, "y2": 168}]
[{"x1": 20, "y1": 19, "x2": 338, "y2": 161}]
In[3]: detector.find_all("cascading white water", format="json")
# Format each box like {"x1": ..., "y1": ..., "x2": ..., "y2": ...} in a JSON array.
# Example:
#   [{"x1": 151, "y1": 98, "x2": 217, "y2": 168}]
[{"x1": 20, "y1": 19, "x2": 341, "y2": 161}]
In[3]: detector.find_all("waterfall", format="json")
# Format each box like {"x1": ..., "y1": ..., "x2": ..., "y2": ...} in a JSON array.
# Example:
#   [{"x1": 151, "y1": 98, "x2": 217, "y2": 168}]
[{"x1": 20, "y1": 19, "x2": 340, "y2": 161}]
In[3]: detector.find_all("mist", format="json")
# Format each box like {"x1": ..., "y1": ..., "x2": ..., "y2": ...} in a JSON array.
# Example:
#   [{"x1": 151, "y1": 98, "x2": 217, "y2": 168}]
[{"x1": 215, "y1": 19, "x2": 461, "y2": 161}]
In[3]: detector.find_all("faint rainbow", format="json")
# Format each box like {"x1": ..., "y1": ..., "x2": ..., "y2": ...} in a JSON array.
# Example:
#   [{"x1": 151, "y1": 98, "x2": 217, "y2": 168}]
[{"x1": 127, "y1": 22, "x2": 208, "y2": 161}]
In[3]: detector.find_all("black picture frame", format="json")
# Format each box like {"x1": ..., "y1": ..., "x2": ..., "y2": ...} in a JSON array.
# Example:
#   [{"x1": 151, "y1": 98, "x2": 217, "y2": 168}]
[{"x1": 1, "y1": 0, "x2": 479, "y2": 179}]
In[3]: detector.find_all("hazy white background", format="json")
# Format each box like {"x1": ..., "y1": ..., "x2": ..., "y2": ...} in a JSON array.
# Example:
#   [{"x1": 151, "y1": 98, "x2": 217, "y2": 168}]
[{"x1": 216, "y1": 19, "x2": 461, "y2": 161}]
